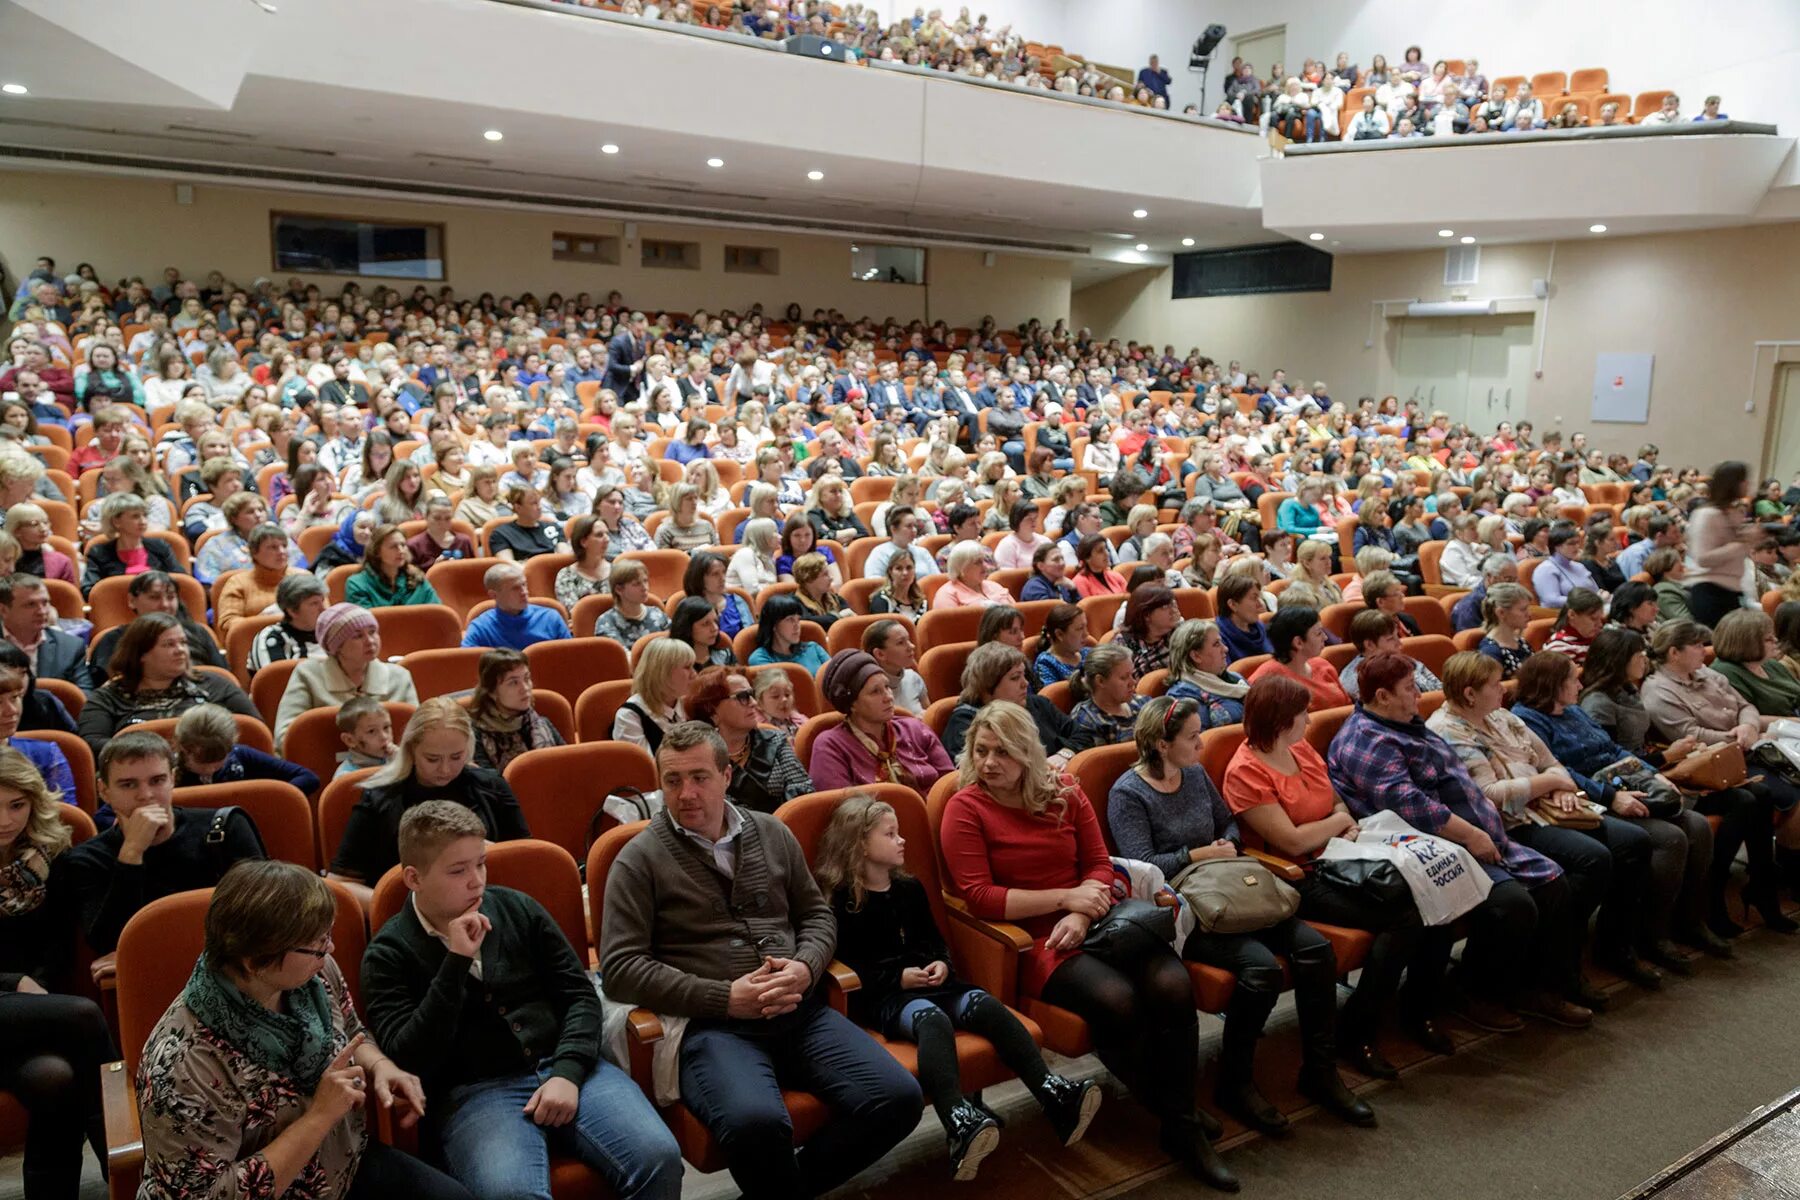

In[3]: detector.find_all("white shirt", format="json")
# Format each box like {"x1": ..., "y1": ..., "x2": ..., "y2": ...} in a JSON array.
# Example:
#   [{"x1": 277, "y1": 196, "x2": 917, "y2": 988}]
[
  {"x1": 890, "y1": 668, "x2": 929, "y2": 716},
  {"x1": 674, "y1": 803, "x2": 744, "y2": 877},
  {"x1": 864, "y1": 541, "x2": 936, "y2": 580}
]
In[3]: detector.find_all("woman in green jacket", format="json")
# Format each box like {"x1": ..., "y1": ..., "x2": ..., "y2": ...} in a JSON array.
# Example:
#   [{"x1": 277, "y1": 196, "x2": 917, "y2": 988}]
[{"x1": 345, "y1": 523, "x2": 440, "y2": 609}]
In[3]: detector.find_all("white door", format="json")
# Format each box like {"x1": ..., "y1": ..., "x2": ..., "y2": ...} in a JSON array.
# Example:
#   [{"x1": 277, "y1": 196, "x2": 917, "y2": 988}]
[
  {"x1": 1764, "y1": 364, "x2": 1800, "y2": 480},
  {"x1": 1463, "y1": 314, "x2": 1536, "y2": 429},
  {"x1": 1231, "y1": 26, "x2": 1285, "y2": 83},
  {"x1": 1392, "y1": 318, "x2": 1469, "y2": 420},
  {"x1": 1392, "y1": 314, "x2": 1536, "y2": 428}
]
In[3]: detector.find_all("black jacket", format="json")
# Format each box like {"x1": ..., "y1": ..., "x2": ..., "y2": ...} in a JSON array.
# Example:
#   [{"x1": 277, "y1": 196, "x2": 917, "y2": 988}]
[
  {"x1": 27, "y1": 627, "x2": 94, "y2": 690},
  {"x1": 330, "y1": 766, "x2": 530, "y2": 882},
  {"x1": 80, "y1": 538, "x2": 185, "y2": 595},
  {"x1": 944, "y1": 693, "x2": 1075, "y2": 759},
  {"x1": 726, "y1": 728, "x2": 814, "y2": 815}
]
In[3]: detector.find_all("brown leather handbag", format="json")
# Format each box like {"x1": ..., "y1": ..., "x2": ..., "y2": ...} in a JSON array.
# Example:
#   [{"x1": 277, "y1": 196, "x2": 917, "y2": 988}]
[{"x1": 1663, "y1": 742, "x2": 1748, "y2": 793}]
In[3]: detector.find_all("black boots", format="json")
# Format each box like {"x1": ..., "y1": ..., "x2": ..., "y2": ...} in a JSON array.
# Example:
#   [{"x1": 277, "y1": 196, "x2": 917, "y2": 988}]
[
  {"x1": 1037, "y1": 1073, "x2": 1102, "y2": 1146},
  {"x1": 945, "y1": 1100, "x2": 999, "y2": 1181},
  {"x1": 1298, "y1": 1064, "x2": 1377, "y2": 1127},
  {"x1": 1159, "y1": 1115, "x2": 1240, "y2": 1193},
  {"x1": 1215, "y1": 1077, "x2": 1288, "y2": 1136}
]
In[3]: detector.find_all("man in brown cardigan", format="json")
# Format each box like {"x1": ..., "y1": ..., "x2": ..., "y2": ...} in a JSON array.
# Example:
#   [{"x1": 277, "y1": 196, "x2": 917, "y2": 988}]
[{"x1": 599, "y1": 722, "x2": 922, "y2": 1199}]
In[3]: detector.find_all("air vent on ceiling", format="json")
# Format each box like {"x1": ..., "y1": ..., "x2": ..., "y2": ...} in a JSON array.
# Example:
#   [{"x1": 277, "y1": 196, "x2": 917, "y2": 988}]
[
  {"x1": 412, "y1": 151, "x2": 492, "y2": 166},
  {"x1": 1444, "y1": 243, "x2": 1480, "y2": 287},
  {"x1": 164, "y1": 124, "x2": 255, "y2": 140}
]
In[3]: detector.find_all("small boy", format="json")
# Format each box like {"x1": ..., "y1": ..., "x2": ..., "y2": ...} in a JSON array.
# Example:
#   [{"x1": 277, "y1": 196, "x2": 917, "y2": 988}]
[
  {"x1": 334, "y1": 695, "x2": 396, "y2": 778},
  {"x1": 174, "y1": 704, "x2": 320, "y2": 793},
  {"x1": 360, "y1": 801, "x2": 682, "y2": 1200}
]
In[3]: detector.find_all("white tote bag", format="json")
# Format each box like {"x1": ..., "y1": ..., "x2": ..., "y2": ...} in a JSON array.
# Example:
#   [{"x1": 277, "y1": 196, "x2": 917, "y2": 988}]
[{"x1": 1318, "y1": 809, "x2": 1493, "y2": 926}]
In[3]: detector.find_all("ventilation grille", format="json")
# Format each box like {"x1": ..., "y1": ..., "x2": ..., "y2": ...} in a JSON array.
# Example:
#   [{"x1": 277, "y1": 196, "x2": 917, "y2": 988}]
[{"x1": 1444, "y1": 244, "x2": 1480, "y2": 286}]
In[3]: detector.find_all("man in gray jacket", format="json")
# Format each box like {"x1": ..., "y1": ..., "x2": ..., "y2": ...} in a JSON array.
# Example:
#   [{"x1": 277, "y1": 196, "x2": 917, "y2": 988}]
[{"x1": 599, "y1": 722, "x2": 921, "y2": 1200}]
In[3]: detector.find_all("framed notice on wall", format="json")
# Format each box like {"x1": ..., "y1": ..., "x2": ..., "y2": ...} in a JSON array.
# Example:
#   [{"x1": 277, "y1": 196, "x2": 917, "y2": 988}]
[{"x1": 1591, "y1": 353, "x2": 1654, "y2": 423}]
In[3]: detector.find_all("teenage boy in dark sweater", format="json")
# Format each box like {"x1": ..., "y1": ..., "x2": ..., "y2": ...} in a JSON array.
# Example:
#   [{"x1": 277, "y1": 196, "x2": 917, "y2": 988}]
[{"x1": 360, "y1": 801, "x2": 682, "y2": 1200}]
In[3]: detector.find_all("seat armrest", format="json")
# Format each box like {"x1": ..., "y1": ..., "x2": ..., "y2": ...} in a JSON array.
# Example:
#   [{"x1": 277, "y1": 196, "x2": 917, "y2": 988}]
[
  {"x1": 822, "y1": 960, "x2": 860, "y2": 1015},
  {"x1": 90, "y1": 952, "x2": 117, "y2": 990},
  {"x1": 943, "y1": 896, "x2": 1032, "y2": 949},
  {"x1": 941, "y1": 896, "x2": 1029, "y2": 1008},
  {"x1": 1246, "y1": 848, "x2": 1307, "y2": 882},
  {"x1": 624, "y1": 1008, "x2": 662, "y2": 1093},
  {"x1": 101, "y1": 1060, "x2": 141, "y2": 1175}
]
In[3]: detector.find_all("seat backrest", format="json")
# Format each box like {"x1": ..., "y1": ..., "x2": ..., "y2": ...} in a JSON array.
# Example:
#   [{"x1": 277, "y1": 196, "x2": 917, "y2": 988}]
[
  {"x1": 225, "y1": 613, "x2": 281, "y2": 687},
  {"x1": 570, "y1": 593, "x2": 615, "y2": 638},
  {"x1": 1403, "y1": 595, "x2": 1452, "y2": 637},
  {"x1": 1517, "y1": 557, "x2": 1546, "y2": 602},
  {"x1": 617, "y1": 549, "x2": 690, "y2": 598},
  {"x1": 505, "y1": 742, "x2": 657, "y2": 859},
  {"x1": 1066, "y1": 743, "x2": 1138, "y2": 852},
  {"x1": 425, "y1": 556, "x2": 507, "y2": 619},
  {"x1": 173, "y1": 781, "x2": 318, "y2": 869},
  {"x1": 250, "y1": 658, "x2": 302, "y2": 727},
  {"x1": 116, "y1": 881, "x2": 366, "y2": 1077},
  {"x1": 369, "y1": 605, "x2": 463, "y2": 659},
  {"x1": 794, "y1": 712, "x2": 846, "y2": 772},
  {"x1": 1199, "y1": 724, "x2": 1245, "y2": 792},
  {"x1": 575, "y1": 679, "x2": 636, "y2": 743},
  {"x1": 777, "y1": 784, "x2": 948, "y2": 923},
  {"x1": 124, "y1": 713, "x2": 275, "y2": 756},
  {"x1": 1418, "y1": 539, "x2": 1447, "y2": 586},
  {"x1": 58, "y1": 803, "x2": 96, "y2": 844},
  {"x1": 918, "y1": 641, "x2": 974, "y2": 704},
  {"x1": 281, "y1": 702, "x2": 415, "y2": 787},
  {"x1": 371, "y1": 838, "x2": 589, "y2": 963},
  {"x1": 399, "y1": 647, "x2": 488, "y2": 699},
  {"x1": 1302, "y1": 704, "x2": 1355, "y2": 757},
  {"x1": 25, "y1": 730, "x2": 96, "y2": 814},
  {"x1": 1569, "y1": 67, "x2": 1608, "y2": 95},
  {"x1": 826, "y1": 612, "x2": 912, "y2": 657},
  {"x1": 317, "y1": 767, "x2": 379, "y2": 869},
  {"x1": 522, "y1": 553, "x2": 576, "y2": 601},
  {"x1": 88, "y1": 573, "x2": 208, "y2": 635},
  {"x1": 1076, "y1": 593, "x2": 1127, "y2": 638},
  {"x1": 1634, "y1": 89, "x2": 1675, "y2": 119},
  {"x1": 921, "y1": 695, "x2": 959, "y2": 737},
  {"x1": 1318, "y1": 601, "x2": 1364, "y2": 641},
  {"x1": 1524, "y1": 617, "x2": 1556, "y2": 652},
  {"x1": 523, "y1": 636, "x2": 631, "y2": 706},
  {"x1": 586, "y1": 819, "x2": 651, "y2": 952},
  {"x1": 1530, "y1": 70, "x2": 1567, "y2": 97}
]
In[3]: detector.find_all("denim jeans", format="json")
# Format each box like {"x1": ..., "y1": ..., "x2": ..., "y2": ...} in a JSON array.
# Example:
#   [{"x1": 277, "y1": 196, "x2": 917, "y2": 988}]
[
  {"x1": 678, "y1": 999, "x2": 922, "y2": 1200},
  {"x1": 438, "y1": 1058, "x2": 683, "y2": 1200}
]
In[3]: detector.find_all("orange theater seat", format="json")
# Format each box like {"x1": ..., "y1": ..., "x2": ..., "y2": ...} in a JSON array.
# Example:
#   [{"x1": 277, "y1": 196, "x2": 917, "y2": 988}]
[{"x1": 504, "y1": 742, "x2": 658, "y2": 857}]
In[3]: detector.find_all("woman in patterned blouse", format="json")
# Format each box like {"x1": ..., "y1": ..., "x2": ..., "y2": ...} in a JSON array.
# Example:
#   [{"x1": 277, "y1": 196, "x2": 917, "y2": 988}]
[{"x1": 137, "y1": 860, "x2": 470, "y2": 1200}]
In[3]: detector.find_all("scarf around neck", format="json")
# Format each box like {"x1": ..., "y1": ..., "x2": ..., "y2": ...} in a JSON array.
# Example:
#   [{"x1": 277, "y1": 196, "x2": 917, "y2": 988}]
[
  {"x1": 181, "y1": 952, "x2": 338, "y2": 1089},
  {"x1": 1190, "y1": 668, "x2": 1249, "y2": 700}
]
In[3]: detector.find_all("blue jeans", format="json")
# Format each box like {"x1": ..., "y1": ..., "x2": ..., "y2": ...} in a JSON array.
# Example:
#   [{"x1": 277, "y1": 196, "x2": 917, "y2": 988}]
[
  {"x1": 1001, "y1": 439, "x2": 1027, "y2": 474},
  {"x1": 438, "y1": 1058, "x2": 683, "y2": 1200},
  {"x1": 679, "y1": 1000, "x2": 922, "y2": 1200}
]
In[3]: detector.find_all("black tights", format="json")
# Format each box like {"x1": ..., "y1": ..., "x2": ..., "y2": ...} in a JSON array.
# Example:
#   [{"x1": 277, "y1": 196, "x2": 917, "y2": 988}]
[
  {"x1": 1040, "y1": 947, "x2": 1196, "y2": 1129},
  {"x1": 903, "y1": 991, "x2": 1051, "y2": 1128},
  {"x1": 1698, "y1": 784, "x2": 1780, "y2": 906},
  {"x1": 0, "y1": 992, "x2": 113, "y2": 1200}
]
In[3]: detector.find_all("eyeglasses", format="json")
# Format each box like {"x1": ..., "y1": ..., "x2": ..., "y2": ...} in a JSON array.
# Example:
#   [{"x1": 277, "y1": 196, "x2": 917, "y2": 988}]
[
  {"x1": 290, "y1": 936, "x2": 334, "y2": 960},
  {"x1": 730, "y1": 689, "x2": 755, "y2": 705}
]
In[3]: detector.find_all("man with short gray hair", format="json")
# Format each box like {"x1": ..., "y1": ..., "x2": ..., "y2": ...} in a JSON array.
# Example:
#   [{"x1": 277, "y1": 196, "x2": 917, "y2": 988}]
[{"x1": 461, "y1": 563, "x2": 569, "y2": 650}]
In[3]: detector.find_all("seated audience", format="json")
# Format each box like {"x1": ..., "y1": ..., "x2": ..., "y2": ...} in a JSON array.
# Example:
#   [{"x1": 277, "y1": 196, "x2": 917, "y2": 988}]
[
  {"x1": 1532, "y1": 524, "x2": 1599, "y2": 609},
  {"x1": 1477, "y1": 581, "x2": 1533, "y2": 678},
  {"x1": 407, "y1": 494, "x2": 475, "y2": 572},
  {"x1": 934, "y1": 542, "x2": 1012, "y2": 609},
  {"x1": 274, "y1": 603, "x2": 419, "y2": 747},
  {"x1": 863, "y1": 618, "x2": 928, "y2": 715},
  {"x1": 79, "y1": 493, "x2": 185, "y2": 595},
  {"x1": 1711, "y1": 608, "x2": 1800, "y2": 718},
  {"x1": 944, "y1": 642, "x2": 1076, "y2": 761},
  {"x1": 613, "y1": 636, "x2": 698, "y2": 757},
  {"x1": 89, "y1": 570, "x2": 229, "y2": 684},
  {"x1": 468, "y1": 648, "x2": 565, "y2": 772},
  {"x1": 76, "y1": 612, "x2": 260, "y2": 757},
  {"x1": 1117, "y1": 584, "x2": 1179, "y2": 677},
  {"x1": 748, "y1": 594, "x2": 830, "y2": 671},
  {"x1": 686, "y1": 551, "x2": 755, "y2": 640},
  {"x1": 215, "y1": 523, "x2": 304, "y2": 640},
  {"x1": 490, "y1": 484, "x2": 571, "y2": 561},
  {"x1": 362, "y1": 802, "x2": 680, "y2": 1200},
  {"x1": 1166, "y1": 618, "x2": 1249, "y2": 727},
  {"x1": 869, "y1": 546, "x2": 929, "y2": 618},
  {"x1": 6, "y1": 504, "x2": 75, "y2": 586},
  {"x1": 1339, "y1": 609, "x2": 1442, "y2": 701},
  {"x1": 1068, "y1": 643, "x2": 1147, "y2": 751},
  {"x1": 810, "y1": 649, "x2": 955, "y2": 793},
  {"x1": 685, "y1": 666, "x2": 812, "y2": 813},
  {"x1": 1249, "y1": 606, "x2": 1351, "y2": 710},
  {"x1": 333, "y1": 695, "x2": 396, "y2": 779},
  {"x1": 461, "y1": 563, "x2": 570, "y2": 650},
  {"x1": 245, "y1": 571, "x2": 329, "y2": 678},
  {"x1": 599, "y1": 722, "x2": 923, "y2": 1200},
  {"x1": 0, "y1": 572, "x2": 92, "y2": 689},
  {"x1": 329, "y1": 696, "x2": 529, "y2": 890},
  {"x1": 136, "y1": 859, "x2": 468, "y2": 1200},
  {"x1": 863, "y1": 506, "x2": 937, "y2": 580},
  {"x1": 51, "y1": 730, "x2": 265, "y2": 955},
  {"x1": 792, "y1": 552, "x2": 852, "y2": 630},
  {"x1": 591, "y1": 558, "x2": 670, "y2": 649},
  {"x1": 173, "y1": 703, "x2": 320, "y2": 793},
  {"x1": 1033, "y1": 601, "x2": 1089, "y2": 688},
  {"x1": 939, "y1": 702, "x2": 1235, "y2": 1189},
  {"x1": 345, "y1": 524, "x2": 440, "y2": 608},
  {"x1": 1216, "y1": 574, "x2": 1273, "y2": 664},
  {"x1": 670, "y1": 596, "x2": 737, "y2": 668}
]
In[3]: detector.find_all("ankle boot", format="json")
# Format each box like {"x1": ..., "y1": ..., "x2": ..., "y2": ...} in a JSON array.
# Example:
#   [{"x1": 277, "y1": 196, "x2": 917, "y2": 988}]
[
  {"x1": 1748, "y1": 884, "x2": 1800, "y2": 934},
  {"x1": 1159, "y1": 1116, "x2": 1240, "y2": 1193},
  {"x1": 1298, "y1": 1062, "x2": 1377, "y2": 1127},
  {"x1": 1214, "y1": 1010, "x2": 1288, "y2": 1136},
  {"x1": 1037, "y1": 1074, "x2": 1102, "y2": 1147},
  {"x1": 944, "y1": 1101, "x2": 999, "y2": 1182}
]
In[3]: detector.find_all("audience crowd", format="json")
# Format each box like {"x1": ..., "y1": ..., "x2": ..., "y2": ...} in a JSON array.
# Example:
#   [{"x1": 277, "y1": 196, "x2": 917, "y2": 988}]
[{"x1": 3, "y1": 255, "x2": 1799, "y2": 1200}]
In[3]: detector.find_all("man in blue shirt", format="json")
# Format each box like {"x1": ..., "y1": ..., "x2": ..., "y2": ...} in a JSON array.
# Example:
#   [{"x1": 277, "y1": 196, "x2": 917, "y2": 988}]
[
  {"x1": 462, "y1": 564, "x2": 570, "y2": 651},
  {"x1": 1616, "y1": 516, "x2": 1682, "y2": 580},
  {"x1": 1137, "y1": 55, "x2": 1171, "y2": 99}
]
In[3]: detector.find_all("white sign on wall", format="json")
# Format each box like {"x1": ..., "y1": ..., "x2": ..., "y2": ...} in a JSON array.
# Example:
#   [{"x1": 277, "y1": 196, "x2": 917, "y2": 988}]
[{"x1": 1591, "y1": 353, "x2": 1654, "y2": 424}]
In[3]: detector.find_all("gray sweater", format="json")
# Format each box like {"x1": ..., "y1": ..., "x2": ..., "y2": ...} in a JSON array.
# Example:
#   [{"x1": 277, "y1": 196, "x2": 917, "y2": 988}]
[
  {"x1": 598, "y1": 805, "x2": 836, "y2": 1019},
  {"x1": 1106, "y1": 766, "x2": 1240, "y2": 880},
  {"x1": 1579, "y1": 688, "x2": 1652, "y2": 753}
]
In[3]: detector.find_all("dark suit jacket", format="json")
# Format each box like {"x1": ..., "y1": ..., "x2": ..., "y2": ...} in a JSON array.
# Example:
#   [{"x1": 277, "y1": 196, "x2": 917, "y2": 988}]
[
  {"x1": 868, "y1": 380, "x2": 908, "y2": 416},
  {"x1": 830, "y1": 373, "x2": 869, "y2": 407},
  {"x1": 28, "y1": 627, "x2": 94, "y2": 690},
  {"x1": 605, "y1": 331, "x2": 642, "y2": 402},
  {"x1": 677, "y1": 376, "x2": 717, "y2": 406}
]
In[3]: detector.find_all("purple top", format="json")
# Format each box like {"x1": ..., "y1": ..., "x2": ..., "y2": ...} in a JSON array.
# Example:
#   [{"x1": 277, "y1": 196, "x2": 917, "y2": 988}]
[{"x1": 809, "y1": 717, "x2": 954, "y2": 795}]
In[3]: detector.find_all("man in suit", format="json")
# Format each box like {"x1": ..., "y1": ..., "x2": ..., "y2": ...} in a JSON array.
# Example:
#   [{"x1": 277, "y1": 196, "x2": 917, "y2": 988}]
[
  {"x1": 866, "y1": 361, "x2": 914, "y2": 429},
  {"x1": 940, "y1": 368, "x2": 983, "y2": 447},
  {"x1": 0, "y1": 573, "x2": 92, "y2": 689},
  {"x1": 606, "y1": 311, "x2": 647, "y2": 404},
  {"x1": 973, "y1": 367, "x2": 1006, "y2": 411},
  {"x1": 830, "y1": 358, "x2": 872, "y2": 409}
]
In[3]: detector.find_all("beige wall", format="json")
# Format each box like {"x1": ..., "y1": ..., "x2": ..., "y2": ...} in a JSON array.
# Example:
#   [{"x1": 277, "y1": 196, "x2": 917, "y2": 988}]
[
  {"x1": 1070, "y1": 223, "x2": 1800, "y2": 470},
  {"x1": 0, "y1": 169, "x2": 1070, "y2": 330}
]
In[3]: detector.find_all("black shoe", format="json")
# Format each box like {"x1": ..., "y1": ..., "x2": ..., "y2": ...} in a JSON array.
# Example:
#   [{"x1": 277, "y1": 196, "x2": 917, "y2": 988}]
[
  {"x1": 1339, "y1": 1039, "x2": 1399, "y2": 1081},
  {"x1": 1298, "y1": 1066, "x2": 1377, "y2": 1128},
  {"x1": 1193, "y1": 1105, "x2": 1223, "y2": 1139},
  {"x1": 1216, "y1": 1080, "x2": 1289, "y2": 1136},
  {"x1": 1571, "y1": 978, "x2": 1612, "y2": 1012},
  {"x1": 1751, "y1": 895, "x2": 1800, "y2": 934},
  {"x1": 1515, "y1": 991, "x2": 1594, "y2": 1029},
  {"x1": 1038, "y1": 1074, "x2": 1102, "y2": 1147},
  {"x1": 1676, "y1": 924, "x2": 1736, "y2": 958},
  {"x1": 1448, "y1": 991, "x2": 1525, "y2": 1034},
  {"x1": 1404, "y1": 1016, "x2": 1457, "y2": 1056},
  {"x1": 945, "y1": 1102, "x2": 1000, "y2": 1182},
  {"x1": 1159, "y1": 1118, "x2": 1240, "y2": 1193},
  {"x1": 1710, "y1": 898, "x2": 1749, "y2": 940},
  {"x1": 1640, "y1": 940, "x2": 1697, "y2": 976},
  {"x1": 1598, "y1": 954, "x2": 1664, "y2": 990}
]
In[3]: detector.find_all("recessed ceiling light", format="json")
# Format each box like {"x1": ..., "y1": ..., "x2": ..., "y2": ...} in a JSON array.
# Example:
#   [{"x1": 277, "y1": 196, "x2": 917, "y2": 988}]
[
  {"x1": 807, "y1": 170, "x2": 824, "y2": 181},
  {"x1": 1459, "y1": 235, "x2": 1476, "y2": 244},
  {"x1": 1132, "y1": 209, "x2": 1148, "y2": 219},
  {"x1": 483, "y1": 129, "x2": 503, "y2": 141},
  {"x1": 1181, "y1": 237, "x2": 1195, "y2": 247},
  {"x1": 1437, "y1": 229, "x2": 1454, "y2": 238},
  {"x1": 706, "y1": 157, "x2": 725, "y2": 168},
  {"x1": 1134, "y1": 243, "x2": 1149, "y2": 252},
  {"x1": 1, "y1": 83, "x2": 26, "y2": 96},
  {"x1": 600, "y1": 143, "x2": 620, "y2": 155},
  {"x1": 1589, "y1": 223, "x2": 1607, "y2": 233},
  {"x1": 1308, "y1": 232, "x2": 1324, "y2": 241}
]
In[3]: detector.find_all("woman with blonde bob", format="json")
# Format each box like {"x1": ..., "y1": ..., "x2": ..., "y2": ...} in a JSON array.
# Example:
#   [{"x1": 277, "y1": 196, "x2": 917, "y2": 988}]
[
  {"x1": 1293, "y1": 539, "x2": 1342, "y2": 605},
  {"x1": 727, "y1": 517, "x2": 781, "y2": 594},
  {"x1": 328, "y1": 696, "x2": 530, "y2": 889},
  {"x1": 937, "y1": 701, "x2": 1235, "y2": 1191},
  {"x1": 612, "y1": 636, "x2": 697, "y2": 757},
  {"x1": 136, "y1": 860, "x2": 467, "y2": 1200}
]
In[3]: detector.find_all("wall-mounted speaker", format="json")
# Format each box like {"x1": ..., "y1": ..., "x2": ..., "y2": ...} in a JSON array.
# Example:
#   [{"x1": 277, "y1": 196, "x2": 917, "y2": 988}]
[
  {"x1": 1531, "y1": 277, "x2": 1549, "y2": 299},
  {"x1": 982, "y1": 252, "x2": 996, "y2": 267},
  {"x1": 623, "y1": 222, "x2": 638, "y2": 243}
]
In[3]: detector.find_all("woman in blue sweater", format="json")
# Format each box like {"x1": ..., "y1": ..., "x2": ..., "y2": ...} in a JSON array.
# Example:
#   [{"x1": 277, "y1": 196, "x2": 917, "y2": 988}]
[{"x1": 1275, "y1": 479, "x2": 1323, "y2": 539}]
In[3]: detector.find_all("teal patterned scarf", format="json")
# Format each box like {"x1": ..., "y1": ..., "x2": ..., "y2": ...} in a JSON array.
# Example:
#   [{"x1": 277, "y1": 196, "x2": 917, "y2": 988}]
[{"x1": 181, "y1": 953, "x2": 339, "y2": 1088}]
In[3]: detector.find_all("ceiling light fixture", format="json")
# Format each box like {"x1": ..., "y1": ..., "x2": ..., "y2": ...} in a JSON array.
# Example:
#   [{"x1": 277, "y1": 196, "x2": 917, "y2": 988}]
[
  {"x1": 1134, "y1": 243, "x2": 1149, "y2": 252},
  {"x1": 1132, "y1": 209, "x2": 1148, "y2": 219},
  {"x1": 1181, "y1": 237, "x2": 1195, "y2": 247},
  {"x1": 1308, "y1": 232, "x2": 1324, "y2": 241},
  {"x1": 1589, "y1": 223, "x2": 1607, "y2": 233},
  {"x1": 706, "y1": 157, "x2": 725, "y2": 168},
  {"x1": 807, "y1": 170, "x2": 824, "y2": 181},
  {"x1": 1437, "y1": 229, "x2": 1454, "y2": 238},
  {"x1": 1, "y1": 83, "x2": 27, "y2": 96},
  {"x1": 1459, "y1": 235, "x2": 1476, "y2": 244},
  {"x1": 600, "y1": 143, "x2": 620, "y2": 154},
  {"x1": 483, "y1": 129, "x2": 503, "y2": 141}
]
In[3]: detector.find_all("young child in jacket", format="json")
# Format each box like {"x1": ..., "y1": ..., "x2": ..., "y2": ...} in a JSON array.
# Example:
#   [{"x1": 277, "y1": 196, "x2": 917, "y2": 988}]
[
  {"x1": 813, "y1": 793, "x2": 1100, "y2": 1181},
  {"x1": 333, "y1": 695, "x2": 396, "y2": 778},
  {"x1": 173, "y1": 703, "x2": 321, "y2": 793}
]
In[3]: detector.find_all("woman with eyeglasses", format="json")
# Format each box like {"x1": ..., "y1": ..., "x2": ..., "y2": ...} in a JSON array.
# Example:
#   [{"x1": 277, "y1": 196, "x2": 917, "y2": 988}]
[{"x1": 684, "y1": 666, "x2": 813, "y2": 814}]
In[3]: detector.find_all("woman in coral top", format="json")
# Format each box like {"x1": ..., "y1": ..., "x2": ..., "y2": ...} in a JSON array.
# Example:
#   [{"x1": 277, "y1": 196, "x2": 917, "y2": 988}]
[
  {"x1": 932, "y1": 542, "x2": 1013, "y2": 610},
  {"x1": 1247, "y1": 607, "x2": 1350, "y2": 711},
  {"x1": 1070, "y1": 534, "x2": 1126, "y2": 600},
  {"x1": 937, "y1": 701, "x2": 1235, "y2": 1191}
]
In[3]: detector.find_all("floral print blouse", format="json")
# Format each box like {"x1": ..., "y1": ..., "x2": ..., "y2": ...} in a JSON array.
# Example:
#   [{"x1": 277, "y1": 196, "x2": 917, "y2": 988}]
[{"x1": 137, "y1": 956, "x2": 367, "y2": 1200}]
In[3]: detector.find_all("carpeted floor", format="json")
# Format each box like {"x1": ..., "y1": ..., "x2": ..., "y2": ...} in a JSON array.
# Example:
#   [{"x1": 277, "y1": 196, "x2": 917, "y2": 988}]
[{"x1": 8, "y1": 920, "x2": 1797, "y2": 1200}]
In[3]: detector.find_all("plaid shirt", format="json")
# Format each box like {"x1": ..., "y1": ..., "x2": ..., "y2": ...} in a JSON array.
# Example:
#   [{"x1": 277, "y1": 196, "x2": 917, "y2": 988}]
[
  {"x1": 1325, "y1": 707, "x2": 1560, "y2": 886},
  {"x1": 1069, "y1": 695, "x2": 1148, "y2": 754}
]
